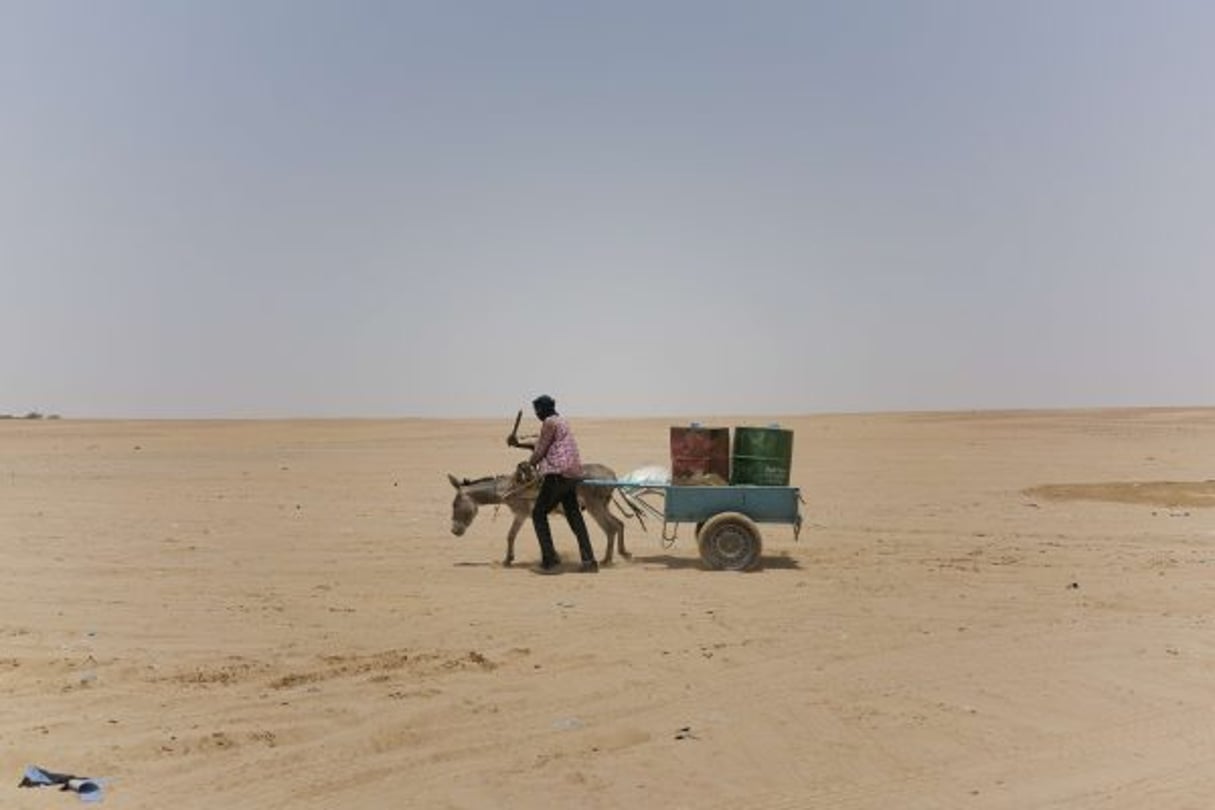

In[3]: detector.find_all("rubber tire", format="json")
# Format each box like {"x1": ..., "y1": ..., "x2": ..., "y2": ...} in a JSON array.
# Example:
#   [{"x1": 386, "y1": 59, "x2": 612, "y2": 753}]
[{"x1": 697, "y1": 512, "x2": 762, "y2": 571}]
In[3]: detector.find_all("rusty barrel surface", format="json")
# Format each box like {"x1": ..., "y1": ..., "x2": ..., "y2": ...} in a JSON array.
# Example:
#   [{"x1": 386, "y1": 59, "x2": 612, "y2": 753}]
[{"x1": 669, "y1": 425, "x2": 730, "y2": 485}]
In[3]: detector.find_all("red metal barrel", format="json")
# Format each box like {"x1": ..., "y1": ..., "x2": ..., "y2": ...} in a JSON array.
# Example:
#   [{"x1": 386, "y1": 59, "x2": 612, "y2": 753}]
[{"x1": 670, "y1": 425, "x2": 730, "y2": 484}]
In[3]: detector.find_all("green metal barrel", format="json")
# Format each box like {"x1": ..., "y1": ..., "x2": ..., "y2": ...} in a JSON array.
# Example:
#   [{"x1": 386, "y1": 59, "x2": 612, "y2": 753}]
[{"x1": 730, "y1": 426, "x2": 794, "y2": 486}]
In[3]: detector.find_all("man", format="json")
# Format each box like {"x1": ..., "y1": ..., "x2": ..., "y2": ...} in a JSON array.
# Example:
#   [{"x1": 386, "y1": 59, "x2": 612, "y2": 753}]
[{"x1": 508, "y1": 395, "x2": 598, "y2": 574}]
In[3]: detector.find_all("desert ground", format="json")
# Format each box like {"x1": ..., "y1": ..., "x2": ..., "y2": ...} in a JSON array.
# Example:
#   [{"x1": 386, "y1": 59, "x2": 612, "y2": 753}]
[{"x1": 3, "y1": 408, "x2": 1215, "y2": 809}]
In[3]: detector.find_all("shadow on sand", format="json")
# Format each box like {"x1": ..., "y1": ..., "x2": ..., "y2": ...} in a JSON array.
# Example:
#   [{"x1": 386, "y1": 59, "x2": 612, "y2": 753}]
[
  {"x1": 627, "y1": 553, "x2": 802, "y2": 571},
  {"x1": 454, "y1": 555, "x2": 803, "y2": 572}
]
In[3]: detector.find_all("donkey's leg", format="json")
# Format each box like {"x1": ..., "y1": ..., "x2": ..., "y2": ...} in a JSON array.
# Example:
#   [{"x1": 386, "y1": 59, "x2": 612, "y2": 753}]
[
  {"x1": 503, "y1": 512, "x2": 527, "y2": 567},
  {"x1": 607, "y1": 510, "x2": 627, "y2": 561},
  {"x1": 585, "y1": 498, "x2": 625, "y2": 565},
  {"x1": 600, "y1": 491, "x2": 630, "y2": 561},
  {"x1": 586, "y1": 503, "x2": 612, "y2": 565},
  {"x1": 614, "y1": 509, "x2": 630, "y2": 560}
]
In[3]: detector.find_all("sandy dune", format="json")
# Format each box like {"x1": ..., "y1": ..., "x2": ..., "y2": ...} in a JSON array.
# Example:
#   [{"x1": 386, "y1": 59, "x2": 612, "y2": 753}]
[{"x1": 3, "y1": 408, "x2": 1215, "y2": 809}]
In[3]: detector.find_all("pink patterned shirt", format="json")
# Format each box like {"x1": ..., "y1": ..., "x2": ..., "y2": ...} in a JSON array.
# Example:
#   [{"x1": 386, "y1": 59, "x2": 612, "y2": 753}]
[{"x1": 529, "y1": 415, "x2": 584, "y2": 478}]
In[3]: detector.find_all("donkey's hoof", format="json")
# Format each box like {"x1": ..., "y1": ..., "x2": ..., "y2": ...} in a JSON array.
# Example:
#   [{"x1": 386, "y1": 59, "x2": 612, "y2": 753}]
[{"x1": 503, "y1": 558, "x2": 514, "y2": 567}]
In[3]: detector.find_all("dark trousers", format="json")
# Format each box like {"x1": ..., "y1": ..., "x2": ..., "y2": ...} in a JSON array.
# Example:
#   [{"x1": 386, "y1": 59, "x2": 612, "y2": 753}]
[{"x1": 533, "y1": 474, "x2": 595, "y2": 565}]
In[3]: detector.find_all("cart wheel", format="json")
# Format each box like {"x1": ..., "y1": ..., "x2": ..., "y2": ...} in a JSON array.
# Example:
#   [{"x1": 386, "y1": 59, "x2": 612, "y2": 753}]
[{"x1": 697, "y1": 512, "x2": 762, "y2": 571}]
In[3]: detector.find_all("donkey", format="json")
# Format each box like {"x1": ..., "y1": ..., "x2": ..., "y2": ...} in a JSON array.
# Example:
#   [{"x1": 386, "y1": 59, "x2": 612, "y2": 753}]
[{"x1": 447, "y1": 463, "x2": 633, "y2": 567}]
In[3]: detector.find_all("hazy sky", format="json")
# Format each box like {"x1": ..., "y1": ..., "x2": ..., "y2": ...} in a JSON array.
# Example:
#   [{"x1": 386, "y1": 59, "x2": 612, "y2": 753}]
[{"x1": 4, "y1": 1, "x2": 1213, "y2": 418}]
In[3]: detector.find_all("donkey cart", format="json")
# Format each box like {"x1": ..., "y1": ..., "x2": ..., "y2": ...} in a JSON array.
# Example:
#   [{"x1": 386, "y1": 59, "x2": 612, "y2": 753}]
[{"x1": 580, "y1": 480, "x2": 803, "y2": 571}]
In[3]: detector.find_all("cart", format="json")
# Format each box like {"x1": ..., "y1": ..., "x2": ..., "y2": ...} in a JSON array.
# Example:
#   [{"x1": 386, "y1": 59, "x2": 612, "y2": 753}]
[{"x1": 581, "y1": 480, "x2": 804, "y2": 571}]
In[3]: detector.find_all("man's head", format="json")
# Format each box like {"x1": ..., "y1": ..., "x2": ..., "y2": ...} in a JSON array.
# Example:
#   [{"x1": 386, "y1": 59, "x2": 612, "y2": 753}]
[{"x1": 532, "y1": 395, "x2": 557, "y2": 419}]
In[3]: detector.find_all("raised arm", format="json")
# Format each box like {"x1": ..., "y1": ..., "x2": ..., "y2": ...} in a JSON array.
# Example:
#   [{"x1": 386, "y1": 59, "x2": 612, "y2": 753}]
[
  {"x1": 506, "y1": 410, "x2": 537, "y2": 450},
  {"x1": 527, "y1": 418, "x2": 557, "y2": 467}
]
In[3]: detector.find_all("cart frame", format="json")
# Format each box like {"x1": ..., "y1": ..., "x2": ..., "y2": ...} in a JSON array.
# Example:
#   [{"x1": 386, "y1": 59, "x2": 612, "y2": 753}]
[{"x1": 581, "y1": 480, "x2": 803, "y2": 571}]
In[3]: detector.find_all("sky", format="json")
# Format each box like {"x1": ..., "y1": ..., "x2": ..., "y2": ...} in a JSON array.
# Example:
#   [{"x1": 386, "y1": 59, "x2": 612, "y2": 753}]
[{"x1": 3, "y1": 1, "x2": 1214, "y2": 419}]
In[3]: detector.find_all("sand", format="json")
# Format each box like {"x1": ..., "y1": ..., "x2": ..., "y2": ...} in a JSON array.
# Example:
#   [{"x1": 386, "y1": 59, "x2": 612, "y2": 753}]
[{"x1": 3, "y1": 408, "x2": 1215, "y2": 809}]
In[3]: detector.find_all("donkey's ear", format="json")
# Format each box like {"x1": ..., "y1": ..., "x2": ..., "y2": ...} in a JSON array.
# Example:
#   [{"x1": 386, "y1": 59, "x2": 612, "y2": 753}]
[{"x1": 447, "y1": 473, "x2": 461, "y2": 489}]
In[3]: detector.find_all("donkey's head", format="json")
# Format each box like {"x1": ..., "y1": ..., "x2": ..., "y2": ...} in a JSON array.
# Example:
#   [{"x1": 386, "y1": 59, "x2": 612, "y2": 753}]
[{"x1": 447, "y1": 473, "x2": 480, "y2": 536}]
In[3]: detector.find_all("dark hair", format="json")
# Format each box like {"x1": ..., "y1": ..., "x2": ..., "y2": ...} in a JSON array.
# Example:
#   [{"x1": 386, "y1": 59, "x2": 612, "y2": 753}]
[{"x1": 532, "y1": 395, "x2": 557, "y2": 418}]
